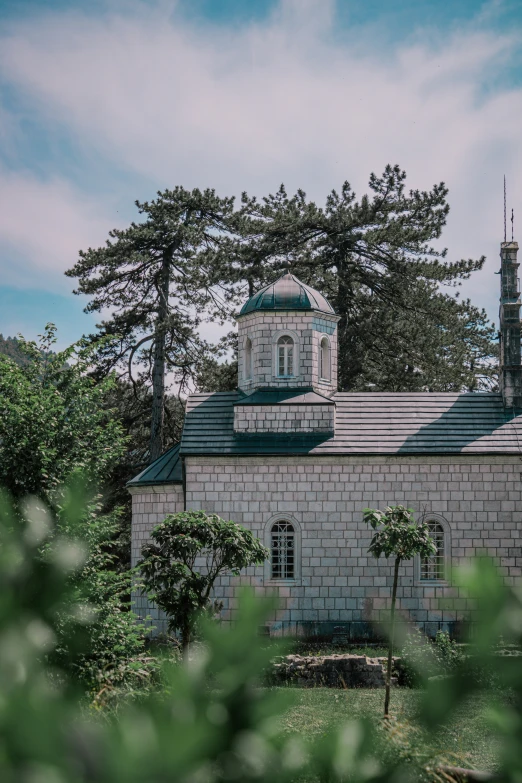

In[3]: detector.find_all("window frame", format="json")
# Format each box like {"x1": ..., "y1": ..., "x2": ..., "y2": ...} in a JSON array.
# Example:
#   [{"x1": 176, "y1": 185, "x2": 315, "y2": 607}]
[
  {"x1": 277, "y1": 335, "x2": 294, "y2": 377},
  {"x1": 244, "y1": 336, "x2": 253, "y2": 381},
  {"x1": 414, "y1": 513, "x2": 451, "y2": 586},
  {"x1": 270, "y1": 520, "x2": 295, "y2": 579},
  {"x1": 272, "y1": 330, "x2": 300, "y2": 381},
  {"x1": 263, "y1": 514, "x2": 301, "y2": 585},
  {"x1": 319, "y1": 334, "x2": 331, "y2": 381}
]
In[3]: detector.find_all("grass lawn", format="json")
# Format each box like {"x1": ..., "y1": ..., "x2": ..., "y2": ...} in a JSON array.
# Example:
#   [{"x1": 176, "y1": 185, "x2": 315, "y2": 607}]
[{"x1": 276, "y1": 687, "x2": 501, "y2": 773}]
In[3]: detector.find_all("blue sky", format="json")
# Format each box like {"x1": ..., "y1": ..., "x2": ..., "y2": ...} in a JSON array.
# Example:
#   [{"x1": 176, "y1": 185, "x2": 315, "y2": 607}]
[{"x1": 1, "y1": 0, "x2": 522, "y2": 349}]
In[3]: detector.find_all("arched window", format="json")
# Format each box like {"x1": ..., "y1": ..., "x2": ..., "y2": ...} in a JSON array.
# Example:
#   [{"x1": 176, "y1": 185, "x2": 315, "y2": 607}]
[
  {"x1": 420, "y1": 521, "x2": 445, "y2": 581},
  {"x1": 319, "y1": 336, "x2": 330, "y2": 381},
  {"x1": 271, "y1": 521, "x2": 295, "y2": 579},
  {"x1": 244, "y1": 337, "x2": 253, "y2": 380},
  {"x1": 277, "y1": 335, "x2": 294, "y2": 377}
]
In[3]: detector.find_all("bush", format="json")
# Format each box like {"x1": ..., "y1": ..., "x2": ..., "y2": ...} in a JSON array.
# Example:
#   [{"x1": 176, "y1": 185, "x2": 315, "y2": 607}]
[
  {"x1": 433, "y1": 630, "x2": 464, "y2": 673},
  {"x1": 400, "y1": 627, "x2": 439, "y2": 686},
  {"x1": 399, "y1": 628, "x2": 464, "y2": 687},
  {"x1": 138, "y1": 511, "x2": 268, "y2": 651},
  {"x1": 2, "y1": 491, "x2": 522, "y2": 782},
  {"x1": 56, "y1": 503, "x2": 159, "y2": 701}
]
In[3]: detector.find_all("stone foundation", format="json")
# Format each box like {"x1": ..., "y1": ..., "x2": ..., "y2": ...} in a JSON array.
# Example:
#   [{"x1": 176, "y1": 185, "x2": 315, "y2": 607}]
[{"x1": 272, "y1": 653, "x2": 399, "y2": 688}]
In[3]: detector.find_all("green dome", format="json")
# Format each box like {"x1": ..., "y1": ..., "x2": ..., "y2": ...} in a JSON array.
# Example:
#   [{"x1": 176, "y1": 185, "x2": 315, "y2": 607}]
[{"x1": 239, "y1": 273, "x2": 334, "y2": 316}]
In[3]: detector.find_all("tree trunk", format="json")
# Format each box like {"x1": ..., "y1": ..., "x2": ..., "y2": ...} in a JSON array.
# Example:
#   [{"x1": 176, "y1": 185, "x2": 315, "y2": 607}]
[
  {"x1": 149, "y1": 248, "x2": 171, "y2": 463},
  {"x1": 384, "y1": 556, "x2": 400, "y2": 718},
  {"x1": 336, "y1": 252, "x2": 355, "y2": 391},
  {"x1": 181, "y1": 621, "x2": 191, "y2": 659}
]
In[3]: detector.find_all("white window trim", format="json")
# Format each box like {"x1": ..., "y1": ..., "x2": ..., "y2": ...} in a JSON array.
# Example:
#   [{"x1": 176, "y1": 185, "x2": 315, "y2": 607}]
[
  {"x1": 414, "y1": 512, "x2": 451, "y2": 586},
  {"x1": 272, "y1": 329, "x2": 300, "y2": 381},
  {"x1": 263, "y1": 513, "x2": 302, "y2": 586},
  {"x1": 318, "y1": 333, "x2": 331, "y2": 382}
]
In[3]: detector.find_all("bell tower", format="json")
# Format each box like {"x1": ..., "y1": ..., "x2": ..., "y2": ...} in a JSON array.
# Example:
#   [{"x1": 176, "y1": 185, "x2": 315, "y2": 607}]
[{"x1": 499, "y1": 240, "x2": 522, "y2": 410}]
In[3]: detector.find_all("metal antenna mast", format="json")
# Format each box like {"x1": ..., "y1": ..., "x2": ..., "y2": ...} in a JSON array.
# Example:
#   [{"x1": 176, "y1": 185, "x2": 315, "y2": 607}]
[
  {"x1": 504, "y1": 175, "x2": 507, "y2": 242},
  {"x1": 512, "y1": 208, "x2": 515, "y2": 242}
]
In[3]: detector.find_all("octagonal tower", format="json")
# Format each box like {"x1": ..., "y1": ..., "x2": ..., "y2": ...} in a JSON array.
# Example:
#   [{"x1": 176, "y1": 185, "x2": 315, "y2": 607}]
[
  {"x1": 237, "y1": 273, "x2": 340, "y2": 396},
  {"x1": 234, "y1": 273, "x2": 340, "y2": 435}
]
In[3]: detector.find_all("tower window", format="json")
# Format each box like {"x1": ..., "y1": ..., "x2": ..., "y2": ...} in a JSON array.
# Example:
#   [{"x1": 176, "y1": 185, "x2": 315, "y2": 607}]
[
  {"x1": 277, "y1": 335, "x2": 294, "y2": 377},
  {"x1": 244, "y1": 337, "x2": 253, "y2": 380},
  {"x1": 319, "y1": 336, "x2": 331, "y2": 381},
  {"x1": 420, "y1": 522, "x2": 445, "y2": 581},
  {"x1": 271, "y1": 521, "x2": 295, "y2": 579}
]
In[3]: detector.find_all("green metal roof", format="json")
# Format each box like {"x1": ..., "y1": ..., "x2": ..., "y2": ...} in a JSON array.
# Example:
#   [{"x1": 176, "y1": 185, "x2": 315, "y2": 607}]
[
  {"x1": 235, "y1": 388, "x2": 335, "y2": 406},
  {"x1": 127, "y1": 443, "x2": 182, "y2": 487},
  {"x1": 239, "y1": 273, "x2": 335, "y2": 316},
  {"x1": 180, "y1": 391, "x2": 522, "y2": 456}
]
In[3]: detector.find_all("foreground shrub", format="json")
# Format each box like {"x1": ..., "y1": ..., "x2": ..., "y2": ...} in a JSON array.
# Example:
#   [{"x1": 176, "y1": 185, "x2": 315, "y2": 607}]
[
  {"x1": 2, "y1": 490, "x2": 522, "y2": 782},
  {"x1": 138, "y1": 511, "x2": 268, "y2": 651},
  {"x1": 400, "y1": 628, "x2": 464, "y2": 687}
]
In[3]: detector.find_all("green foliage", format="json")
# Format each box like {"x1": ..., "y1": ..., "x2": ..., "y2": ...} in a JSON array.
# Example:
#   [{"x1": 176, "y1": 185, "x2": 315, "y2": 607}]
[
  {"x1": 363, "y1": 505, "x2": 437, "y2": 562},
  {"x1": 0, "y1": 492, "x2": 387, "y2": 782},
  {"x1": 364, "y1": 505, "x2": 438, "y2": 716},
  {"x1": 417, "y1": 557, "x2": 522, "y2": 782},
  {"x1": 0, "y1": 333, "x2": 37, "y2": 366},
  {"x1": 194, "y1": 332, "x2": 239, "y2": 392},
  {"x1": 434, "y1": 630, "x2": 464, "y2": 672},
  {"x1": 233, "y1": 166, "x2": 497, "y2": 391},
  {"x1": 0, "y1": 329, "x2": 153, "y2": 696},
  {"x1": 0, "y1": 324, "x2": 127, "y2": 505},
  {"x1": 400, "y1": 627, "x2": 439, "y2": 686},
  {"x1": 399, "y1": 628, "x2": 464, "y2": 687},
  {"x1": 66, "y1": 187, "x2": 236, "y2": 460},
  {"x1": 138, "y1": 511, "x2": 269, "y2": 649},
  {"x1": 3, "y1": 490, "x2": 522, "y2": 782},
  {"x1": 100, "y1": 378, "x2": 186, "y2": 572},
  {"x1": 51, "y1": 497, "x2": 155, "y2": 699}
]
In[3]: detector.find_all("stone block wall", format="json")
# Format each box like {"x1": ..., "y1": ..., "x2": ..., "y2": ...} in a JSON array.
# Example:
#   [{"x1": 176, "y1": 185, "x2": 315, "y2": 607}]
[
  {"x1": 237, "y1": 310, "x2": 338, "y2": 394},
  {"x1": 183, "y1": 455, "x2": 522, "y2": 635},
  {"x1": 129, "y1": 483, "x2": 184, "y2": 634},
  {"x1": 233, "y1": 403, "x2": 335, "y2": 433}
]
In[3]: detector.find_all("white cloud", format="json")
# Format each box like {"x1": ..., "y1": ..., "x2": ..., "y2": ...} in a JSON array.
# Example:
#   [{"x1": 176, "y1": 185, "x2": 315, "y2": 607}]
[
  {"x1": 0, "y1": 0, "x2": 521, "y2": 319},
  {"x1": 0, "y1": 169, "x2": 120, "y2": 292}
]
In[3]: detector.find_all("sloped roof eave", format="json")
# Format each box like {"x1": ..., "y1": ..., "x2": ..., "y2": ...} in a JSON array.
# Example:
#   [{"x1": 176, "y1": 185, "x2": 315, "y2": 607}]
[
  {"x1": 179, "y1": 391, "x2": 522, "y2": 457},
  {"x1": 126, "y1": 443, "x2": 183, "y2": 487}
]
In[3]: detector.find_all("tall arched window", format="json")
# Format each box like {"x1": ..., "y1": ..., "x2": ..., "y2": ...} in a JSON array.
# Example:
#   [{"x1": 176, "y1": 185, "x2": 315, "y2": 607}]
[
  {"x1": 319, "y1": 336, "x2": 330, "y2": 381},
  {"x1": 244, "y1": 337, "x2": 253, "y2": 380},
  {"x1": 271, "y1": 521, "x2": 295, "y2": 579},
  {"x1": 420, "y1": 521, "x2": 445, "y2": 581},
  {"x1": 277, "y1": 335, "x2": 294, "y2": 377}
]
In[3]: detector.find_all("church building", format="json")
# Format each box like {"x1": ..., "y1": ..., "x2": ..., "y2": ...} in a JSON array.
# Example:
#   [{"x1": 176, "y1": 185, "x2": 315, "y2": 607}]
[{"x1": 129, "y1": 239, "x2": 522, "y2": 638}]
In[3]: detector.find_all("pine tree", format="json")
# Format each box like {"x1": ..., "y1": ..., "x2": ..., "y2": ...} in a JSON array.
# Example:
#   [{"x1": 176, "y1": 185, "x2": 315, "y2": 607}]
[
  {"x1": 66, "y1": 187, "x2": 235, "y2": 462},
  {"x1": 232, "y1": 165, "x2": 497, "y2": 391}
]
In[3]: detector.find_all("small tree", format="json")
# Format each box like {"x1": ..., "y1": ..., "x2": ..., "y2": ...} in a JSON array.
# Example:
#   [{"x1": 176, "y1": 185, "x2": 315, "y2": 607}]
[
  {"x1": 138, "y1": 511, "x2": 269, "y2": 651},
  {"x1": 363, "y1": 505, "x2": 437, "y2": 717}
]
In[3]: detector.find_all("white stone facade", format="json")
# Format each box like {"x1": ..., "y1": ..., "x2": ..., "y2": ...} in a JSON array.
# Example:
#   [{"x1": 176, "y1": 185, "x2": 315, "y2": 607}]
[
  {"x1": 237, "y1": 310, "x2": 339, "y2": 395},
  {"x1": 130, "y1": 483, "x2": 184, "y2": 632},
  {"x1": 233, "y1": 403, "x2": 335, "y2": 433},
  {"x1": 130, "y1": 455, "x2": 522, "y2": 637},
  {"x1": 129, "y1": 267, "x2": 522, "y2": 639}
]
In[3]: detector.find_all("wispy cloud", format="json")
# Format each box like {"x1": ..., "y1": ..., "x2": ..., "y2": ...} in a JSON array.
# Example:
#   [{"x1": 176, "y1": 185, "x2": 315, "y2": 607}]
[
  {"x1": 0, "y1": 168, "x2": 117, "y2": 291},
  {"x1": 0, "y1": 0, "x2": 521, "y2": 326}
]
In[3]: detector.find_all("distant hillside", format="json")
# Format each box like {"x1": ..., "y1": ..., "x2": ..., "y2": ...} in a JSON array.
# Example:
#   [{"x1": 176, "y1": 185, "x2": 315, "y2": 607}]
[{"x1": 0, "y1": 335, "x2": 32, "y2": 367}]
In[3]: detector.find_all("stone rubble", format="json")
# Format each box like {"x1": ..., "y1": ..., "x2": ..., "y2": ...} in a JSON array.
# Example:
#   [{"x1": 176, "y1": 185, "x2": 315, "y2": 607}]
[{"x1": 271, "y1": 653, "x2": 400, "y2": 688}]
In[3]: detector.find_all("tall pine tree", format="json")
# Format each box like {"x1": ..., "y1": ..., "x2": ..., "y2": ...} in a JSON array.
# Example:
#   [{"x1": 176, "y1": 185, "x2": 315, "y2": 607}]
[
  {"x1": 66, "y1": 187, "x2": 235, "y2": 462},
  {"x1": 229, "y1": 165, "x2": 497, "y2": 391}
]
